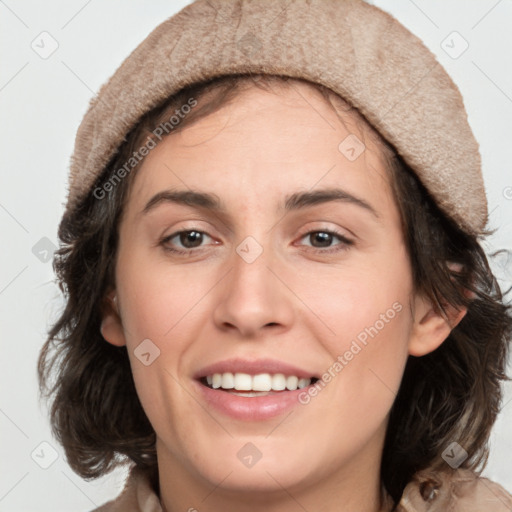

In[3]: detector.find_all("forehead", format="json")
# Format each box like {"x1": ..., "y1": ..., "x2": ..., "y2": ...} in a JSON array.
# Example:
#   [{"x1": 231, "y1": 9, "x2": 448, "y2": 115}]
[
  {"x1": 123, "y1": 80, "x2": 395, "y2": 219},
  {"x1": 178, "y1": 79, "x2": 383, "y2": 153}
]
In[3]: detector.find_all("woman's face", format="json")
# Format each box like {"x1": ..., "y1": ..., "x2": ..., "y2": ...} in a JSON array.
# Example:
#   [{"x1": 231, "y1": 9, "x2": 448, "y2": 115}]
[{"x1": 102, "y1": 81, "x2": 439, "y2": 496}]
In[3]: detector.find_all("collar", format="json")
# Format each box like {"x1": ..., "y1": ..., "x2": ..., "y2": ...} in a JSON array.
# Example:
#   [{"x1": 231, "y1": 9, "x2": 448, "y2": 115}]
[{"x1": 95, "y1": 464, "x2": 512, "y2": 512}]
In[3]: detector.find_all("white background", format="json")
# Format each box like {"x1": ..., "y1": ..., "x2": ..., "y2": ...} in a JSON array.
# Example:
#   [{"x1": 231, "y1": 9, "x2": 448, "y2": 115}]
[{"x1": 0, "y1": 1, "x2": 511, "y2": 510}]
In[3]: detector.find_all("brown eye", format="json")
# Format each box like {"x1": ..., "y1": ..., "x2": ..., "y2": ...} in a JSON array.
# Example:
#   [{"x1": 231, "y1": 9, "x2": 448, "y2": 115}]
[
  {"x1": 160, "y1": 229, "x2": 214, "y2": 254},
  {"x1": 298, "y1": 230, "x2": 354, "y2": 254},
  {"x1": 177, "y1": 230, "x2": 204, "y2": 249},
  {"x1": 309, "y1": 231, "x2": 335, "y2": 248}
]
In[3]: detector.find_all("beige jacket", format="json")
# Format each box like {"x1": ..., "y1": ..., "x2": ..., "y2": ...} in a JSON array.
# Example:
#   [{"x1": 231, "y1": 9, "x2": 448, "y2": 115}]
[{"x1": 93, "y1": 465, "x2": 512, "y2": 512}]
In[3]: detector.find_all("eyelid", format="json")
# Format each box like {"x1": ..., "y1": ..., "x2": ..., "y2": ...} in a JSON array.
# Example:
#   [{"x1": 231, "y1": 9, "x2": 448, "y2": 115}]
[
  {"x1": 289, "y1": 214, "x2": 360, "y2": 239},
  {"x1": 296, "y1": 220, "x2": 355, "y2": 240},
  {"x1": 158, "y1": 219, "x2": 218, "y2": 241}
]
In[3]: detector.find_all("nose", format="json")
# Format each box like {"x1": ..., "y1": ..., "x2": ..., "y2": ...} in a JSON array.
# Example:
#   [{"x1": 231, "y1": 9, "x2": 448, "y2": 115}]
[{"x1": 212, "y1": 243, "x2": 295, "y2": 338}]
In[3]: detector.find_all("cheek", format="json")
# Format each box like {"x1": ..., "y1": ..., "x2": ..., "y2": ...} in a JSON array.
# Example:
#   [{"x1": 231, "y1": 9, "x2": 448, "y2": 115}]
[
  {"x1": 115, "y1": 247, "x2": 211, "y2": 344},
  {"x1": 297, "y1": 245, "x2": 413, "y2": 350},
  {"x1": 114, "y1": 249, "x2": 208, "y2": 439},
  {"x1": 114, "y1": 250, "x2": 215, "y2": 420},
  {"x1": 297, "y1": 246, "x2": 413, "y2": 410}
]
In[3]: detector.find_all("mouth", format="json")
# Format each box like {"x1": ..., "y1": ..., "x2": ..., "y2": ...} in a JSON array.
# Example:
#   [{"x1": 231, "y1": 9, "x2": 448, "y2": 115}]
[
  {"x1": 197, "y1": 372, "x2": 320, "y2": 397},
  {"x1": 194, "y1": 373, "x2": 321, "y2": 420},
  {"x1": 192, "y1": 358, "x2": 322, "y2": 420}
]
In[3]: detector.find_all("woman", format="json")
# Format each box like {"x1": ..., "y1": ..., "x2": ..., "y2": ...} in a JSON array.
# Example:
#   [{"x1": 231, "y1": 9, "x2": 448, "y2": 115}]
[{"x1": 38, "y1": 1, "x2": 512, "y2": 510}]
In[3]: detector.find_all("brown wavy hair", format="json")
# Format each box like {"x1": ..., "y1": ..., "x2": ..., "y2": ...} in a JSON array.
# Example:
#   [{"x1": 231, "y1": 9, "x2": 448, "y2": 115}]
[{"x1": 38, "y1": 74, "x2": 512, "y2": 506}]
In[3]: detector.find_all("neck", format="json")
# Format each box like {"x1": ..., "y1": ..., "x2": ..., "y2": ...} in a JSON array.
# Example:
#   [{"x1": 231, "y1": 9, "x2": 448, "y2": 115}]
[{"x1": 156, "y1": 426, "x2": 391, "y2": 512}]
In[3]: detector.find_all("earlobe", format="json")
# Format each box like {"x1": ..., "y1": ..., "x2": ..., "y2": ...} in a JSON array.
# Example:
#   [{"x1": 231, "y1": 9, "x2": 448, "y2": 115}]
[
  {"x1": 100, "y1": 290, "x2": 127, "y2": 347},
  {"x1": 408, "y1": 294, "x2": 467, "y2": 357}
]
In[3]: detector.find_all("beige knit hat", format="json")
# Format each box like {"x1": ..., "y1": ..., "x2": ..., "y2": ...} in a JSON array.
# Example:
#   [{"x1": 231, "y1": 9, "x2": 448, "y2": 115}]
[{"x1": 65, "y1": 0, "x2": 487, "y2": 235}]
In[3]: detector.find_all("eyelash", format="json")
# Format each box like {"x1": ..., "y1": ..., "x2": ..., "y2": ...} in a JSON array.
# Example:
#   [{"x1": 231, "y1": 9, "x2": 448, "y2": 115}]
[{"x1": 159, "y1": 228, "x2": 354, "y2": 256}]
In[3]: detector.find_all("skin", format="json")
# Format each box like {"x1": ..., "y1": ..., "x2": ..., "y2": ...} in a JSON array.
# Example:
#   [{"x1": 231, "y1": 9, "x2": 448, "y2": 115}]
[{"x1": 101, "y1": 80, "x2": 465, "y2": 512}]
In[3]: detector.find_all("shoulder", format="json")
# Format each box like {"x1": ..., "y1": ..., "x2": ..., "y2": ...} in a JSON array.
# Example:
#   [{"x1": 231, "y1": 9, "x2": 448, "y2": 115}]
[
  {"x1": 90, "y1": 465, "x2": 162, "y2": 512},
  {"x1": 396, "y1": 467, "x2": 512, "y2": 512}
]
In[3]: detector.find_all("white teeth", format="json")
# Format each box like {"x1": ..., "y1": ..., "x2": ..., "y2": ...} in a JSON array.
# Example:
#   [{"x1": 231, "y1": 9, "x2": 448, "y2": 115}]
[
  {"x1": 286, "y1": 375, "x2": 298, "y2": 390},
  {"x1": 221, "y1": 372, "x2": 235, "y2": 389},
  {"x1": 252, "y1": 373, "x2": 272, "y2": 391},
  {"x1": 212, "y1": 374, "x2": 222, "y2": 389},
  {"x1": 204, "y1": 372, "x2": 313, "y2": 392},
  {"x1": 272, "y1": 373, "x2": 287, "y2": 391},
  {"x1": 234, "y1": 373, "x2": 252, "y2": 390},
  {"x1": 297, "y1": 378, "x2": 310, "y2": 389}
]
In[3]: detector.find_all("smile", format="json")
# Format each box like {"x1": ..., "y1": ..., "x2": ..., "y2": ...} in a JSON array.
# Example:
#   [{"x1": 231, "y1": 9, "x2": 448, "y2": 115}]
[
  {"x1": 201, "y1": 372, "x2": 317, "y2": 395},
  {"x1": 194, "y1": 373, "x2": 320, "y2": 420}
]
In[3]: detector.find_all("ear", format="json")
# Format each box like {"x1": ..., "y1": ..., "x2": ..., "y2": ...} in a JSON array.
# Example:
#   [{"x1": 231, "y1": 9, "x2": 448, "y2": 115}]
[
  {"x1": 100, "y1": 289, "x2": 127, "y2": 347},
  {"x1": 408, "y1": 293, "x2": 467, "y2": 357}
]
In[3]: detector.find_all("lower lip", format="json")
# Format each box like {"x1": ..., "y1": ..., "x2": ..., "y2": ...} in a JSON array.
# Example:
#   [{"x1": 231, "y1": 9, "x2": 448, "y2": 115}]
[{"x1": 193, "y1": 380, "x2": 313, "y2": 421}]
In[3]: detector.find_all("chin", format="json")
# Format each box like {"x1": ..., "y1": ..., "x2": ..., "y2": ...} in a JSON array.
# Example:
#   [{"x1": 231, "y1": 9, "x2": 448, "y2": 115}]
[{"x1": 197, "y1": 461, "x2": 310, "y2": 494}]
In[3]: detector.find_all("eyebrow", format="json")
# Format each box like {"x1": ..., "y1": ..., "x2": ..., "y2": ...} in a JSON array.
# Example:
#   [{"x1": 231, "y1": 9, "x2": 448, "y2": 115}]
[
  {"x1": 140, "y1": 187, "x2": 379, "y2": 218},
  {"x1": 284, "y1": 188, "x2": 378, "y2": 217}
]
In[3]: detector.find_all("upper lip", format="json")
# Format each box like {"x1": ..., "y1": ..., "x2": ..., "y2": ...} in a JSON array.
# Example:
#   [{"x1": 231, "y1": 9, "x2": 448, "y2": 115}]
[{"x1": 194, "y1": 357, "x2": 319, "y2": 380}]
